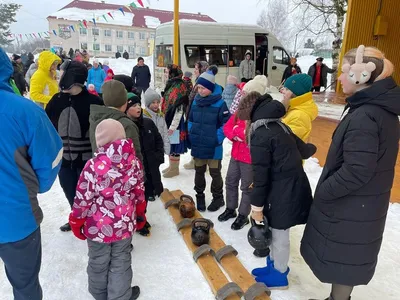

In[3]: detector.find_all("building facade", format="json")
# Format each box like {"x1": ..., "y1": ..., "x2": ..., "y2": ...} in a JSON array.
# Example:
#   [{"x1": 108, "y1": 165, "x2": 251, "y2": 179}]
[{"x1": 47, "y1": 0, "x2": 215, "y2": 58}]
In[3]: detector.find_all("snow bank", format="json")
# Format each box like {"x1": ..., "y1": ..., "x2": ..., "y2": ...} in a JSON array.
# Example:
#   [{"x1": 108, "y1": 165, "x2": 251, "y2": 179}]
[{"x1": 144, "y1": 16, "x2": 161, "y2": 29}]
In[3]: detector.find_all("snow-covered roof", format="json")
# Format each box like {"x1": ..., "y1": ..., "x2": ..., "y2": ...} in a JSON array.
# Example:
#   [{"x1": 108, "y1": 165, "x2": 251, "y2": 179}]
[{"x1": 48, "y1": 0, "x2": 216, "y2": 28}]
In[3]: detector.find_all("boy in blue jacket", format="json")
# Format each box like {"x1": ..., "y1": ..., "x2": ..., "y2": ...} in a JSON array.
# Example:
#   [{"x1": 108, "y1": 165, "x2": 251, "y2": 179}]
[
  {"x1": 188, "y1": 70, "x2": 231, "y2": 212},
  {"x1": 0, "y1": 47, "x2": 63, "y2": 300}
]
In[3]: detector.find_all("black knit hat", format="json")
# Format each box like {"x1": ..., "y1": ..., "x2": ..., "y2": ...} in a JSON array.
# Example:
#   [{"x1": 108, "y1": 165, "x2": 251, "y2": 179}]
[
  {"x1": 59, "y1": 60, "x2": 88, "y2": 90},
  {"x1": 126, "y1": 93, "x2": 141, "y2": 111},
  {"x1": 114, "y1": 74, "x2": 134, "y2": 93}
]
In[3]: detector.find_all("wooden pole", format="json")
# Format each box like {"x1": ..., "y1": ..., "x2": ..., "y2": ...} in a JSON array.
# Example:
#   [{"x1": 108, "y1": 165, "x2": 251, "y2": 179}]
[{"x1": 173, "y1": 0, "x2": 179, "y2": 65}]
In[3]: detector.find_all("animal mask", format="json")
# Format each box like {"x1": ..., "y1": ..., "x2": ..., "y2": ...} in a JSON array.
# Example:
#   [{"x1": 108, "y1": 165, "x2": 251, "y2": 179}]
[{"x1": 342, "y1": 45, "x2": 376, "y2": 85}]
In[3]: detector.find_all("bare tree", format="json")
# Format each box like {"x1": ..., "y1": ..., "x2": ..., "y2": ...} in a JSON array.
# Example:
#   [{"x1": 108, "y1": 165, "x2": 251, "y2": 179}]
[
  {"x1": 292, "y1": 0, "x2": 348, "y2": 90},
  {"x1": 257, "y1": 0, "x2": 294, "y2": 49}
]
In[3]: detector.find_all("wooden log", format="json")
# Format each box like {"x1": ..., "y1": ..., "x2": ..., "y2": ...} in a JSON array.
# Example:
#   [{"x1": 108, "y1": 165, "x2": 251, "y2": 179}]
[
  {"x1": 160, "y1": 189, "x2": 241, "y2": 300},
  {"x1": 170, "y1": 190, "x2": 271, "y2": 300}
]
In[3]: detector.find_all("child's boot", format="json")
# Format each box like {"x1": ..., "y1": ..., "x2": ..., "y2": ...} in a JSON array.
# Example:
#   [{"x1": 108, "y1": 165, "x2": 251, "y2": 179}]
[
  {"x1": 163, "y1": 156, "x2": 180, "y2": 178},
  {"x1": 196, "y1": 193, "x2": 206, "y2": 212},
  {"x1": 251, "y1": 256, "x2": 274, "y2": 277},
  {"x1": 255, "y1": 265, "x2": 290, "y2": 290},
  {"x1": 130, "y1": 286, "x2": 140, "y2": 300},
  {"x1": 231, "y1": 214, "x2": 249, "y2": 230},
  {"x1": 207, "y1": 197, "x2": 224, "y2": 212},
  {"x1": 218, "y1": 208, "x2": 237, "y2": 222},
  {"x1": 184, "y1": 157, "x2": 195, "y2": 170}
]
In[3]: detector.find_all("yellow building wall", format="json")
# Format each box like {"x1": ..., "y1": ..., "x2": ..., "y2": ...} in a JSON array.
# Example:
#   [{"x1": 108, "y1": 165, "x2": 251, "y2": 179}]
[{"x1": 338, "y1": 0, "x2": 400, "y2": 93}]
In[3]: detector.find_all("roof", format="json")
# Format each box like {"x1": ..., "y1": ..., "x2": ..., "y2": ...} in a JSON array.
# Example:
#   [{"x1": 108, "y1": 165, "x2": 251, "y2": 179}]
[{"x1": 48, "y1": 0, "x2": 216, "y2": 28}]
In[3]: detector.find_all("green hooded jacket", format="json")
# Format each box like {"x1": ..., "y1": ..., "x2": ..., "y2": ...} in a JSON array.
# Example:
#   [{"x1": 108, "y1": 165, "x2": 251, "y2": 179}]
[{"x1": 89, "y1": 104, "x2": 143, "y2": 162}]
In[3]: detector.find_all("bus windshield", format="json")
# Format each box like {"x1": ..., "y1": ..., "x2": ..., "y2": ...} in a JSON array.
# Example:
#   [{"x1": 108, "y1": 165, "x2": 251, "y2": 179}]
[{"x1": 156, "y1": 45, "x2": 173, "y2": 67}]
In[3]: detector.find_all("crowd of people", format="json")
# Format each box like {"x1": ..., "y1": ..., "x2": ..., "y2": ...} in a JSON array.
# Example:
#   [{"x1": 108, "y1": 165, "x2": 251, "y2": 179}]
[{"x1": 0, "y1": 42, "x2": 399, "y2": 300}]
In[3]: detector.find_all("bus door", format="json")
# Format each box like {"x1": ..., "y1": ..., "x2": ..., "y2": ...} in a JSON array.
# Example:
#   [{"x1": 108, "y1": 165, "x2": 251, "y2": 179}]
[{"x1": 255, "y1": 34, "x2": 269, "y2": 77}]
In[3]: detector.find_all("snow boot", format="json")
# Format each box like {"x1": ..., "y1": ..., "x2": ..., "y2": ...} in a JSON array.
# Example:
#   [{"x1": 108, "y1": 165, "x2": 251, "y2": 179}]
[
  {"x1": 255, "y1": 265, "x2": 290, "y2": 290},
  {"x1": 163, "y1": 156, "x2": 180, "y2": 178},
  {"x1": 252, "y1": 256, "x2": 274, "y2": 277},
  {"x1": 218, "y1": 208, "x2": 237, "y2": 222},
  {"x1": 148, "y1": 196, "x2": 156, "y2": 202},
  {"x1": 196, "y1": 193, "x2": 206, "y2": 212},
  {"x1": 183, "y1": 157, "x2": 195, "y2": 170},
  {"x1": 207, "y1": 198, "x2": 225, "y2": 212},
  {"x1": 231, "y1": 214, "x2": 249, "y2": 230},
  {"x1": 130, "y1": 286, "x2": 140, "y2": 300},
  {"x1": 60, "y1": 223, "x2": 71, "y2": 232},
  {"x1": 162, "y1": 166, "x2": 170, "y2": 174},
  {"x1": 253, "y1": 248, "x2": 270, "y2": 258},
  {"x1": 138, "y1": 222, "x2": 151, "y2": 236}
]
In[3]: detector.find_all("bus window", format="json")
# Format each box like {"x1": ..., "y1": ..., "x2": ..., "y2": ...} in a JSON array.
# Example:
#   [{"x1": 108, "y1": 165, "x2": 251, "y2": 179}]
[
  {"x1": 156, "y1": 45, "x2": 173, "y2": 67},
  {"x1": 273, "y1": 46, "x2": 290, "y2": 65},
  {"x1": 185, "y1": 45, "x2": 228, "y2": 67},
  {"x1": 229, "y1": 45, "x2": 255, "y2": 67}
]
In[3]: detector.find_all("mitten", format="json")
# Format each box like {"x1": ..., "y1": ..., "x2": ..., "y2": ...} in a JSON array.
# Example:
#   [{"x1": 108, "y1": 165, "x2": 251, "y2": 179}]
[
  {"x1": 69, "y1": 213, "x2": 87, "y2": 240},
  {"x1": 136, "y1": 201, "x2": 147, "y2": 231}
]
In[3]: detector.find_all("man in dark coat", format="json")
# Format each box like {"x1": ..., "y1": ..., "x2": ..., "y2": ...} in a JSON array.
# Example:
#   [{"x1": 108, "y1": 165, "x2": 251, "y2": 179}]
[
  {"x1": 281, "y1": 57, "x2": 302, "y2": 84},
  {"x1": 126, "y1": 94, "x2": 164, "y2": 236},
  {"x1": 131, "y1": 57, "x2": 151, "y2": 95},
  {"x1": 301, "y1": 73, "x2": 400, "y2": 298},
  {"x1": 45, "y1": 61, "x2": 103, "y2": 232},
  {"x1": 115, "y1": 51, "x2": 121, "y2": 59},
  {"x1": 307, "y1": 57, "x2": 335, "y2": 92},
  {"x1": 123, "y1": 50, "x2": 129, "y2": 60},
  {"x1": 11, "y1": 54, "x2": 27, "y2": 95}
]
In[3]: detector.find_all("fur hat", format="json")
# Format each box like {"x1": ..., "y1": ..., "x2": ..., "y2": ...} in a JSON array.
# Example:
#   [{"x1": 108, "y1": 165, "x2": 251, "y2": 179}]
[
  {"x1": 59, "y1": 61, "x2": 88, "y2": 91},
  {"x1": 144, "y1": 88, "x2": 161, "y2": 108},
  {"x1": 95, "y1": 119, "x2": 126, "y2": 148},
  {"x1": 102, "y1": 80, "x2": 128, "y2": 108},
  {"x1": 227, "y1": 75, "x2": 238, "y2": 85},
  {"x1": 237, "y1": 91, "x2": 262, "y2": 120},
  {"x1": 12, "y1": 54, "x2": 21, "y2": 61},
  {"x1": 196, "y1": 70, "x2": 215, "y2": 92},
  {"x1": 283, "y1": 74, "x2": 312, "y2": 96},
  {"x1": 243, "y1": 75, "x2": 268, "y2": 95}
]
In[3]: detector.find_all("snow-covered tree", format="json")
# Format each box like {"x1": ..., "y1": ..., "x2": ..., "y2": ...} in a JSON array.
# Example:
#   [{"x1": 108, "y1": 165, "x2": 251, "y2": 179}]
[
  {"x1": 0, "y1": 3, "x2": 21, "y2": 46},
  {"x1": 257, "y1": 0, "x2": 294, "y2": 49}
]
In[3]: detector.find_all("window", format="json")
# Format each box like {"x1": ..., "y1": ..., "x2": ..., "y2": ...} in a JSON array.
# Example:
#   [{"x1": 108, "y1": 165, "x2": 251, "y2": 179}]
[
  {"x1": 79, "y1": 28, "x2": 87, "y2": 35},
  {"x1": 140, "y1": 47, "x2": 146, "y2": 55},
  {"x1": 139, "y1": 32, "x2": 146, "y2": 40},
  {"x1": 117, "y1": 45, "x2": 123, "y2": 53},
  {"x1": 81, "y1": 43, "x2": 87, "y2": 50},
  {"x1": 92, "y1": 28, "x2": 99, "y2": 36},
  {"x1": 128, "y1": 31, "x2": 135, "y2": 39},
  {"x1": 93, "y1": 44, "x2": 100, "y2": 51},
  {"x1": 273, "y1": 46, "x2": 290, "y2": 65},
  {"x1": 184, "y1": 45, "x2": 228, "y2": 68},
  {"x1": 156, "y1": 45, "x2": 173, "y2": 67},
  {"x1": 105, "y1": 45, "x2": 112, "y2": 52},
  {"x1": 128, "y1": 46, "x2": 135, "y2": 54},
  {"x1": 104, "y1": 29, "x2": 111, "y2": 37},
  {"x1": 229, "y1": 45, "x2": 254, "y2": 67},
  {"x1": 150, "y1": 33, "x2": 155, "y2": 39},
  {"x1": 116, "y1": 31, "x2": 123, "y2": 38}
]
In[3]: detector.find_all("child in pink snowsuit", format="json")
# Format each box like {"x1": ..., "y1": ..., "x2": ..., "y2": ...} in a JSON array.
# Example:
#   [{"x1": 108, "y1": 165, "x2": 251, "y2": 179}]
[{"x1": 69, "y1": 118, "x2": 145, "y2": 300}]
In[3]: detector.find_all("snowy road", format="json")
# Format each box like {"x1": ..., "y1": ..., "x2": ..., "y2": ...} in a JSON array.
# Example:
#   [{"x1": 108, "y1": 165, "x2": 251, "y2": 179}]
[{"x1": 1, "y1": 142, "x2": 399, "y2": 300}]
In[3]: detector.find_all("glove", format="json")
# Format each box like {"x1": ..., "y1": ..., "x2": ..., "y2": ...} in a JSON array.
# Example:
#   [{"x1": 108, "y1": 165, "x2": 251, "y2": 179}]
[
  {"x1": 69, "y1": 213, "x2": 86, "y2": 240},
  {"x1": 136, "y1": 201, "x2": 147, "y2": 231}
]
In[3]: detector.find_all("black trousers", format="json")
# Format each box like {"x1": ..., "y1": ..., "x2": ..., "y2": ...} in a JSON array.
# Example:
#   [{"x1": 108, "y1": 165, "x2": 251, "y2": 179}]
[
  {"x1": 311, "y1": 86, "x2": 321, "y2": 92},
  {"x1": 58, "y1": 166, "x2": 83, "y2": 208},
  {"x1": 0, "y1": 228, "x2": 42, "y2": 300},
  {"x1": 194, "y1": 159, "x2": 223, "y2": 200}
]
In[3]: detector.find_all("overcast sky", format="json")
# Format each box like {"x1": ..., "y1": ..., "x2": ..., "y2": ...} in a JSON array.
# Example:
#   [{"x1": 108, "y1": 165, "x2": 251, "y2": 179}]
[{"x1": 8, "y1": 0, "x2": 263, "y2": 34}]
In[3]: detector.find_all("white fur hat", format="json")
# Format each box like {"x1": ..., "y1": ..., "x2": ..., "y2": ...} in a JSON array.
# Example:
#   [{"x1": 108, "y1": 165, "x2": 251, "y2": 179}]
[{"x1": 243, "y1": 75, "x2": 268, "y2": 95}]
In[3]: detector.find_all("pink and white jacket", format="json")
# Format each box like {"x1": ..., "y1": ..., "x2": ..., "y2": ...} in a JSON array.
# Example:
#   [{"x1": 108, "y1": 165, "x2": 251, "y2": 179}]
[
  {"x1": 71, "y1": 139, "x2": 145, "y2": 243},
  {"x1": 223, "y1": 114, "x2": 251, "y2": 164}
]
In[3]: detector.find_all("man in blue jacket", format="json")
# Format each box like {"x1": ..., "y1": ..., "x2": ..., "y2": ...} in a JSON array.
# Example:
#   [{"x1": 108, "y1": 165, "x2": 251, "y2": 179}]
[
  {"x1": 0, "y1": 47, "x2": 63, "y2": 300},
  {"x1": 188, "y1": 70, "x2": 230, "y2": 212}
]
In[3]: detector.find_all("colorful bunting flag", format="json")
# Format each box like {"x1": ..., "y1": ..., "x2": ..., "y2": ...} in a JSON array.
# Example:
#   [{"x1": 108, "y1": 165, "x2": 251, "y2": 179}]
[
  {"x1": 137, "y1": 0, "x2": 144, "y2": 7},
  {"x1": 92, "y1": 18, "x2": 96, "y2": 26},
  {"x1": 102, "y1": 15, "x2": 108, "y2": 22},
  {"x1": 32, "y1": 33, "x2": 37, "y2": 38},
  {"x1": 107, "y1": 12, "x2": 114, "y2": 19},
  {"x1": 52, "y1": 30, "x2": 57, "y2": 36},
  {"x1": 130, "y1": 2, "x2": 137, "y2": 8},
  {"x1": 124, "y1": 5, "x2": 132, "y2": 12},
  {"x1": 38, "y1": 33, "x2": 41, "y2": 38},
  {"x1": 70, "y1": 25, "x2": 75, "y2": 32},
  {"x1": 119, "y1": 7, "x2": 125, "y2": 15},
  {"x1": 83, "y1": 20, "x2": 88, "y2": 28}
]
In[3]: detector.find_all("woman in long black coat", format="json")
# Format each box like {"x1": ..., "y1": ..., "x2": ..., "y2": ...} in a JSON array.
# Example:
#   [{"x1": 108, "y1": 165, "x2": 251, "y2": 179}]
[{"x1": 301, "y1": 46, "x2": 400, "y2": 300}]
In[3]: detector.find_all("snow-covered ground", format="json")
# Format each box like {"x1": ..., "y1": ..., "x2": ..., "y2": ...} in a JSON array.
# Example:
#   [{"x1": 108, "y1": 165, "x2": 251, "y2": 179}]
[{"x1": 1, "y1": 144, "x2": 399, "y2": 300}]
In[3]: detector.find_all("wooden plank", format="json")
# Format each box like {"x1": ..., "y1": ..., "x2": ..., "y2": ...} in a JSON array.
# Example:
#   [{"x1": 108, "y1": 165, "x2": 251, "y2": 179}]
[
  {"x1": 160, "y1": 189, "x2": 240, "y2": 300},
  {"x1": 170, "y1": 190, "x2": 271, "y2": 300}
]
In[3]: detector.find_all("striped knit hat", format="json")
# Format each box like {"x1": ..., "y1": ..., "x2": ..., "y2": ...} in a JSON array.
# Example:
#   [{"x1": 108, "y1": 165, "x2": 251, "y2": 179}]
[{"x1": 196, "y1": 70, "x2": 215, "y2": 92}]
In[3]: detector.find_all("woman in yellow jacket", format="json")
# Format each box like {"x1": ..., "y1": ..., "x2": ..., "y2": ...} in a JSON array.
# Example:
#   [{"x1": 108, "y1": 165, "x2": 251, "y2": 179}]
[
  {"x1": 30, "y1": 51, "x2": 61, "y2": 108},
  {"x1": 281, "y1": 74, "x2": 318, "y2": 142}
]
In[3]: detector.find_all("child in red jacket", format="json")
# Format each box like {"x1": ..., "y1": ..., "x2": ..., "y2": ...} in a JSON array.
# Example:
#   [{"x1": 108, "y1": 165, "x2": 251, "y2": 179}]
[
  {"x1": 105, "y1": 68, "x2": 114, "y2": 82},
  {"x1": 69, "y1": 118, "x2": 145, "y2": 300},
  {"x1": 218, "y1": 112, "x2": 252, "y2": 231}
]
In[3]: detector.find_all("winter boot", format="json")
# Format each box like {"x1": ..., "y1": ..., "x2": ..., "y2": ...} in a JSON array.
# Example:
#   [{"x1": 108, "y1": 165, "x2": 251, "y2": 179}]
[
  {"x1": 148, "y1": 196, "x2": 156, "y2": 202},
  {"x1": 255, "y1": 265, "x2": 290, "y2": 290},
  {"x1": 138, "y1": 222, "x2": 151, "y2": 237},
  {"x1": 253, "y1": 248, "x2": 270, "y2": 258},
  {"x1": 60, "y1": 223, "x2": 71, "y2": 232},
  {"x1": 130, "y1": 286, "x2": 140, "y2": 300},
  {"x1": 196, "y1": 193, "x2": 206, "y2": 212},
  {"x1": 207, "y1": 198, "x2": 225, "y2": 212},
  {"x1": 162, "y1": 165, "x2": 170, "y2": 174},
  {"x1": 183, "y1": 157, "x2": 195, "y2": 170},
  {"x1": 252, "y1": 256, "x2": 274, "y2": 277},
  {"x1": 218, "y1": 208, "x2": 237, "y2": 222},
  {"x1": 163, "y1": 156, "x2": 180, "y2": 178},
  {"x1": 231, "y1": 214, "x2": 250, "y2": 230}
]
